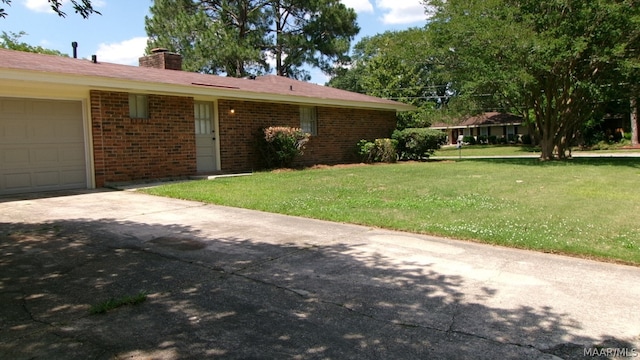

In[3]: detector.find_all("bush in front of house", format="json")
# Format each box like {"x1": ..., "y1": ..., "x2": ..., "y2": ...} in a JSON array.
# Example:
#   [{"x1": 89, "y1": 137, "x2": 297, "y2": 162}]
[
  {"x1": 462, "y1": 135, "x2": 476, "y2": 145},
  {"x1": 357, "y1": 138, "x2": 398, "y2": 163},
  {"x1": 257, "y1": 126, "x2": 310, "y2": 168},
  {"x1": 488, "y1": 135, "x2": 498, "y2": 144},
  {"x1": 392, "y1": 128, "x2": 447, "y2": 160}
]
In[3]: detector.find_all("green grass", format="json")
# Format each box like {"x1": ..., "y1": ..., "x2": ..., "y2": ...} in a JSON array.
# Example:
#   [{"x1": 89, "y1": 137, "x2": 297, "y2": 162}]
[
  {"x1": 89, "y1": 291, "x2": 148, "y2": 315},
  {"x1": 141, "y1": 158, "x2": 640, "y2": 265},
  {"x1": 433, "y1": 144, "x2": 637, "y2": 157},
  {"x1": 434, "y1": 145, "x2": 541, "y2": 157}
]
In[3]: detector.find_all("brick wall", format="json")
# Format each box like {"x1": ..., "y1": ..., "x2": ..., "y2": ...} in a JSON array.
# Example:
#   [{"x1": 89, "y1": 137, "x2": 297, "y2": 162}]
[
  {"x1": 218, "y1": 100, "x2": 397, "y2": 172},
  {"x1": 90, "y1": 90, "x2": 196, "y2": 186},
  {"x1": 138, "y1": 51, "x2": 182, "y2": 71}
]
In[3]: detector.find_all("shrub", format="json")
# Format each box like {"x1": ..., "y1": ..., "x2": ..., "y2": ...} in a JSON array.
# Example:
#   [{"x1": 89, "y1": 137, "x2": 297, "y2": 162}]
[
  {"x1": 462, "y1": 135, "x2": 476, "y2": 145},
  {"x1": 488, "y1": 135, "x2": 498, "y2": 144},
  {"x1": 257, "y1": 126, "x2": 310, "y2": 168},
  {"x1": 392, "y1": 128, "x2": 447, "y2": 160},
  {"x1": 357, "y1": 138, "x2": 398, "y2": 163},
  {"x1": 478, "y1": 135, "x2": 488, "y2": 144},
  {"x1": 521, "y1": 133, "x2": 533, "y2": 145}
]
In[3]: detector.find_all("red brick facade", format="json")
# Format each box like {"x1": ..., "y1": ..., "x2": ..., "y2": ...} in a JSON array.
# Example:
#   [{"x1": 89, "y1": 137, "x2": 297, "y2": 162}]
[
  {"x1": 88, "y1": 92, "x2": 397, "y2": 186},
  {"x1": 90, "y1": 90, "x2": 196, "y2": 186},
  {"x1": 218, "y1": 100, "x2": 398, "y2": 172}
]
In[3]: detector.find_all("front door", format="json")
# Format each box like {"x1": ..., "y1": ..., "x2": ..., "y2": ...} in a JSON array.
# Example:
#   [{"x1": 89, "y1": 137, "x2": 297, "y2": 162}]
[{"x1": 194, "y1": 102, "x2": 217, "y2": 173}]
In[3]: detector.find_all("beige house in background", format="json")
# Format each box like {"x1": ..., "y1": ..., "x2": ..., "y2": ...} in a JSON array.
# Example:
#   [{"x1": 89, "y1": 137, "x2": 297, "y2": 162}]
[{"x1": 431, "y1": 112, "x2": 530, "y2": 145}]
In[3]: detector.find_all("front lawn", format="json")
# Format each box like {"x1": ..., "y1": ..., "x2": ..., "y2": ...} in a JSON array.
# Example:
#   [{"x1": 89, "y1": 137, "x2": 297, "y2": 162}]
[
  {"x1": 433, "y1": 145, "x2": 540, "y2": 157},
  {"x1": 141, "y1": 159, "x2": 640, "y2": 265},
  {"x1": 433, "y1": 144, "x2": 637, "y2": 157}
]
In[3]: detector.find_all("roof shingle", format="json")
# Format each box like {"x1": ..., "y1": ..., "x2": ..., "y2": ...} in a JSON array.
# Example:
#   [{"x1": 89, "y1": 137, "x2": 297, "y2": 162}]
[{"x1": 0, "y1": 48, "x2": 413, "y2": 111}]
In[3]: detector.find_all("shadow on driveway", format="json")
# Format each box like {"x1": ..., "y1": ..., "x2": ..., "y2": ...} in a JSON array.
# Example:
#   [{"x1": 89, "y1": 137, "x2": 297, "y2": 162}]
[{"x1": 0, "y1": 215, "x2": 635, "y2": 359}]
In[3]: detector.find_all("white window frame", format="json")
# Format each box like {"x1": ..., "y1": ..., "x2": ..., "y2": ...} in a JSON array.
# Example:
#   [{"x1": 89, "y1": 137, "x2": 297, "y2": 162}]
[
  {"x1": 194, "y1": 102, "x2": 212, "y2": 135},
  {"x1": 300, "y1": 106, "x2": 317, "y2": 136},
  {"x1": 129, "y1": 94, "x2": 149, "y2": 119}
]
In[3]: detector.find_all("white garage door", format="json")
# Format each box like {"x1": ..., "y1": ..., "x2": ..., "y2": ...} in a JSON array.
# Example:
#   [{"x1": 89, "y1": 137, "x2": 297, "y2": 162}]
[{"x1": 0, "y1": 98, "x2": 87, "y2": 195}]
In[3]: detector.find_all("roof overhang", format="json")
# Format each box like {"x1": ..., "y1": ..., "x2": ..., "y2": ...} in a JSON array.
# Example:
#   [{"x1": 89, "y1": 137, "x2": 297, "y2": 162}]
[{"x1": 0, "y1": 68, "x2": 416, "y2": 112}]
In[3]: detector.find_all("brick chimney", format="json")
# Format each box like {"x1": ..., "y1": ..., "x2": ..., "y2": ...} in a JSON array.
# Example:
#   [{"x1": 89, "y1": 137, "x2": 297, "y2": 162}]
[{"x1": 139, "y1": 48, "x2": 182, "y2": 71}]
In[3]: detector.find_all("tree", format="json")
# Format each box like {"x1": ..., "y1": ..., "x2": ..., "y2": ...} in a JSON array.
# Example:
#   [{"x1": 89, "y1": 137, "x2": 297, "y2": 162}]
[
  {"x1": 0, "y1": 0, "x2": 100, "y2": 19},
  {"x1": 145, "y1": 0, "x2": 267, "y2": 75},
  {"x1": 1, "y1": 31, "x2": 67, "y2": 56},
  {"x1": 328, "y1": 28, "x2": 448, "y2": 128},
  {"x1": 145, "y1": 0, "x2": 359, "y2": 79},
  {"x1": 425, "y1": 0, "x2": 640, "y2": 160},
  {"x1": 266, "y1": 0, "x2": 359, "y2": 80}
]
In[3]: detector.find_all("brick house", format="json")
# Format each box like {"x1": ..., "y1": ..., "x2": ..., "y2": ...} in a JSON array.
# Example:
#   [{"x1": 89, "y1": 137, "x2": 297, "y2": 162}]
[{"x1": 0, "y1": 48, "x2": 413, "y2": 195}]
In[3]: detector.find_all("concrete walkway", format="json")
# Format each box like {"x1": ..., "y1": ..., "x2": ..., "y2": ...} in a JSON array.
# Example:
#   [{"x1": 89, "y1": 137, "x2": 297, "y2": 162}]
[{"x1": 1, "y1": 190, "x2": 638, "y2": 359}]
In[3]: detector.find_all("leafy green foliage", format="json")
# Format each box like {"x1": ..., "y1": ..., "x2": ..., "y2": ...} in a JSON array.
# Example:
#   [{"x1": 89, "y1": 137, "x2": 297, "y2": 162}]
[
  {"x1": 328, "y1": 28, "x2": 448, "y2": 128},
  {"x1": 425, "y1": 0, "x2": 640, "y2": 160},
  {"x1": 257, "y1": 126, "x2": 310, "y2": 168},
  {"x1": 0, "y1": 31, "x2": 67, "y2": 56},
  {"x1": 146, "y1": 0, "x2": 359, "y2": 79},
  {"x1": 462, "y1": 136, "x2": 476, "y2": 145},
  {"x1": 357, "y1": 138, "x2": 397, "y2": 163},
  {"x1": 392, "y1": 128, "x2": 446, "y2": 160},
  {"x1": 0, "y1": 0, "x2": 100, "y2": 19}
]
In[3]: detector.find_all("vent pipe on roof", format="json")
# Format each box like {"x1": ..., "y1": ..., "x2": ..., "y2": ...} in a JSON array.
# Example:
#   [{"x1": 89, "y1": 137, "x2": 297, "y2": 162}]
[
  {"x1": 91, "y1": 55, "x2": 97, "y2": 63},
  {"x1": 71, "y1": 42, "x2": 78, "y2": 59}
]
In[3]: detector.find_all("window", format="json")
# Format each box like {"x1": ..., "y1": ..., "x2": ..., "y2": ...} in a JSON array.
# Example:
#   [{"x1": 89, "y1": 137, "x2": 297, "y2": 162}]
[
  {"x1": 300, "y1": 106, "x2": 317, "y2": 136},
  {"x1": 480, "y1": 127, "x2": 488, "y2": 137},
  {"x1": 129, "y1": 94, "x2": 149, "y2": 119},
  {"x1": 194, "y1": 102, "x2": 212, "y2": 135}
]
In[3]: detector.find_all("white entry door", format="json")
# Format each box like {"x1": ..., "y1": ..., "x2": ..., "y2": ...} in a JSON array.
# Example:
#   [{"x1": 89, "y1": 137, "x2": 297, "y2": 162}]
[{"x1": 194, "y1": 102, "x2": 217, "y2": 173}]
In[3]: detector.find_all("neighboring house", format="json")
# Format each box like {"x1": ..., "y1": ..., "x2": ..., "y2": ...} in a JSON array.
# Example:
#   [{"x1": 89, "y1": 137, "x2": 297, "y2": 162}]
[
  {"x1": 430, "y1": 112, "x2": 529, "y2": 145},
  {"x1": 0, "y1": 48, "x2": 413, "y2": 195}
]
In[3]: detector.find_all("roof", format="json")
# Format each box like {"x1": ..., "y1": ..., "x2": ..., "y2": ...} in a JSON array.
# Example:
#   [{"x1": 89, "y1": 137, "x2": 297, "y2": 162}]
[
  {"x1": 0, "y1": 48, "x2": 414, "y2": 112},
  {"x1": 431, "y1": 112, "x2": 524, "y2": 129}
]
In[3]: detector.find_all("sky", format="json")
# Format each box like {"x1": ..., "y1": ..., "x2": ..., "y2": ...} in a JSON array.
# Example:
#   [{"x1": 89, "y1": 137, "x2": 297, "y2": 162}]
[{"x1": 0, "y1": 0, "x2": 429, "y2": 84}]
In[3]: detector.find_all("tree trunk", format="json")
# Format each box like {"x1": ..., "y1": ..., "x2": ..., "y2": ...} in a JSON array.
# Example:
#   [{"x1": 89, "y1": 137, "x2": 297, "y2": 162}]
[{"x1": 631, "y1": 97, "x2": 639, "y2": 147}]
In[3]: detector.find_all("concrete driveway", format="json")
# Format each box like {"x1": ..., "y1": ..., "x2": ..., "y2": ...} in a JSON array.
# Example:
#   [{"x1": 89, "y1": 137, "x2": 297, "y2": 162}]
[{"x1": 1, "y1": 189, "x2": 638, "y2": 359}]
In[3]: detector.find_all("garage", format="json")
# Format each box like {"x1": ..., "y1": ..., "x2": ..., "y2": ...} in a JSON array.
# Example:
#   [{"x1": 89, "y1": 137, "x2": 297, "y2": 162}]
[{"x1": 0, "y1": 97, "x2": 87, "y2": 195}]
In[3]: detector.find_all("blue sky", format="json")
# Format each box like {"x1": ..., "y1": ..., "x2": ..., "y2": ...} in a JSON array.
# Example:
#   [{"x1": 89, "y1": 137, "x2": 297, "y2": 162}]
[{"x1": 0, "y1": 0, "x2": 428, "y2": 84}]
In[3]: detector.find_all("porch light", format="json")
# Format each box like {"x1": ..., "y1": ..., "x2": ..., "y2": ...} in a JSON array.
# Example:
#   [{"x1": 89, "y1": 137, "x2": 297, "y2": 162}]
[{"x1": 230, "y1": 108, "x2": 235, "y2": 114}]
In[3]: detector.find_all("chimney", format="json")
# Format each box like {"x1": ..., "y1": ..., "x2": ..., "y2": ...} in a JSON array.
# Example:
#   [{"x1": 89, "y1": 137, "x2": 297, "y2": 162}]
[{"x1": 139, "y1": 48, "x2": 182, "y2": 71}]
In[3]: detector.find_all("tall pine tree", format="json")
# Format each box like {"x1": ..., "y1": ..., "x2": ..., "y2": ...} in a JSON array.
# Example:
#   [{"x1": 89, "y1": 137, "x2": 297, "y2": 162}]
[{"x1": 145, "y1": 0, "x2": 359, "y2": 79}]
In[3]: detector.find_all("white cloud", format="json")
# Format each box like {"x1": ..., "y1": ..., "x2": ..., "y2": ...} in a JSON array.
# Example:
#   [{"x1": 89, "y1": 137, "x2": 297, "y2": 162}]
[
  {"x1": 376, "y1": 0, "x2": 426, "y2": 25},
  {"x1": 96, "y1": 37, "x2": 148, "y2": 66},
  {"x1": 25, "y1": 0, "x2": 55, "y2": 13},
  {"x1": 341, "y1": 0, "x2": 374, "y2": 13}
]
